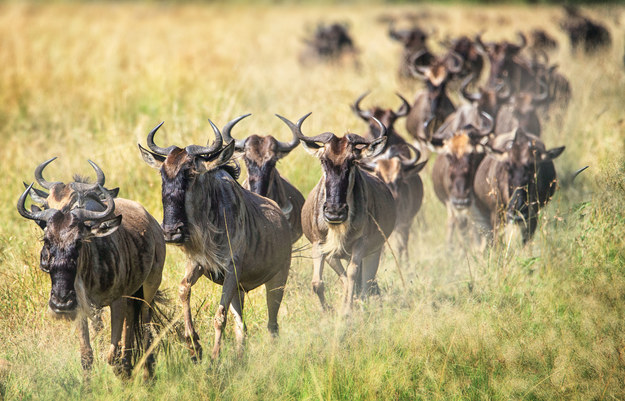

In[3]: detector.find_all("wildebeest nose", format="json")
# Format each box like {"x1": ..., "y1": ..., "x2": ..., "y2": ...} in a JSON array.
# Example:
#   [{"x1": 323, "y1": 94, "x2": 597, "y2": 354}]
[
  {"x1": 49, "y1": 291, "x2": 76, "y2": 311},
  {"x1": 323, "y1": 203, "x2": 348, "y2": 223},
  {"x1": 451, "y1": 197, "x2": 471, "y2": 209},
  {"x1": 162, "y1": 222, "x2": 186, "y2": 243}
]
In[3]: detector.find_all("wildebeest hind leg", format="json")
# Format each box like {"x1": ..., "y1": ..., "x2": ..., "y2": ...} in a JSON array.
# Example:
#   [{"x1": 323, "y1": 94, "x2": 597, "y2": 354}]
[
  {"x1": 343, "y1": 241, "x2": 366, "y2": 316},
  {"x1": 107, "y1": 298, "x2": 125, "y2": 372},
  {"x1": 361, "y1": 251, "x2": 382, "y2": 298},
  {"x1": 327, "y1": 257, "x2": 348, "y2": 291},
  {"x1": 180, "y1": 263, "x2": 204, "y2": 361},
  {"x1": 265, "y1": 265, "x2": 289, "y2": 337},
  {"x1": 311, "y1": 243, "x2": 328, "y2": 311},
  {"x1": 212, "y1": 271, "x2": 238, "y2": 360}
]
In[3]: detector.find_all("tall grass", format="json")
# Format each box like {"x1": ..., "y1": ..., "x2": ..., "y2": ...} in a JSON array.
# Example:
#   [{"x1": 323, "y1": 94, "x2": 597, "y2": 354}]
[{"x1": 1, "y1": 2, "x2": 625, "y2": 400}]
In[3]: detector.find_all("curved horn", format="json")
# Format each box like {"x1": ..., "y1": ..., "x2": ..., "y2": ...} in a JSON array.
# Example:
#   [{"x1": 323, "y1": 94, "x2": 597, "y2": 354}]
[
  {"x1": 70, "y1": 159, "x2": 107, "y2": 193},
  {"x1": 400, "y1": 143, "x2": 421, "y2": 167},
  {"x1": 446, "y1": 51, "x2": 464, "y2": 73},
  {"x1": 532, "y1": 77, "x2": 549, "y2": 104},
  {"x1": 516, "y1": 31, "x2": 527, "y2": 49},
  {"x1": 395, "y1": 93, "x2": 411, "y2": 117},
  {"x1": 71, "y1": 185, "x2": 115, "y2": 222},
  {"x1": 475, "y1": 33, "x2": 487, "y2": 52},
  {"x1": 185, "y1": 118, "x2": 225, "y2": 156},
  {"x1": 478, "y1": 111, "x2": 494, "y2": 135},
  {"x1": 408, "y1": 49, "x2": 431, "y2": 78},
  {"x1": 34, "y1": 157, "x2": 61, "y2": 190},
  {"x1": 461, "y1": 73, "x2": 481, "y2": 102},
  {"x1": 17, "y1": 183, "x2": 57, "y2": 222},
  {"x1": 88, "y1": 159, "x2": 105, "y2": 186},
  {"x1": 497, "y1": 80, "x2": 511, "y2": 100},
  {"x1": 147, "y1": 121, "x2": 177, "y2": 156},
  {"x1": 352, "y1": 91, "x2": 373, "y2": 120},
  {"x1": 371, "y1": 116, "x2": 387, "y2": 140},
  {"x1": 221, "y1": 113, "x2": 251, "y2": 151},
  {"x1": 275, "y1": 114, "x2": 302, "y2": 153},
  {"x1": 275, "y1": 112, "x2": 331, "y2": 144}
]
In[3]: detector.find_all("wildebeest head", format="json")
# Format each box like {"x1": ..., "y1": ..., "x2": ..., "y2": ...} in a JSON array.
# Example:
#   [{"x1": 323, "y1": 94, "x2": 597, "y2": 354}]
[
  {"x1": 352, "y1": 91, "x2": 410, "y2": 140},
  {"x1": 432, "y1": 114, "x2": 493, "y2": 209},
  {"x1": 488, "y1": 130, "x2": 564, "y2": 222},
  {"x1": 475, "y1": 32, "x2": 527, "y2": 86},
  {"x1": 460, "y1": 74, "x2": 511, "y2": 118},
  {"x1": 388, "y1": 24, "x2": 429, "y2": 51},
  {"x1": 410, "y1": 50, "x2": 463, "y2": 90},
  {"x1": 277, "y1": 113, "x2": 387, "y2": 224},
  {"x1": 360, "y1": 144, "x2": 426, "y2": 199},
  {"x1": 24, "y1": 157, "x2": 119, "y2": 211},
  {"x1": 18, "y1": 183, "x2": 120, "y2": 320},
  {"x1": 221, "y1": 114, "x2": 300, "y2": 198},
  {"x1": 138, "y1": 117, "x2": 244, "y2": 243}
]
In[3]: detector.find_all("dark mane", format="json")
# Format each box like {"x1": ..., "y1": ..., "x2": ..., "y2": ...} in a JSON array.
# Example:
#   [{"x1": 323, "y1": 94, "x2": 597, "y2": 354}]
[
  {"x1": 221, "y1": 161, "x2": 241, "y2": 180},
  {"x1": 72, "y1": 174, "x2": 93, "y2": 184}
]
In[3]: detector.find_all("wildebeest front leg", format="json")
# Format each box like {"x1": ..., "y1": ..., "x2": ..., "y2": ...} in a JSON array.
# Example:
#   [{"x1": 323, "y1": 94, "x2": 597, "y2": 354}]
[
  {"x1": 77, "y1": 317, "x2": 93, "y2": 371},
  {"x1": 179, "y1": 263, "x2": 204, "y2": 361},
  {"x1": 311, "y1": 242, "x2": 328, "y2": 310},
  {"x1": 326, "y1": 257, "x2": 348, "y2": 291},
  {"x1": 265, "y1": 263, "x2": 289, "y2": 337},
  {"x1": 107, "y1": 298, "x2": 125, "y2": 371},
  {"x1": 343, "y1": 240, "x2": 366, "y2": 316},
  {"x1": 212, "y1": 271, "x2": 238, "y2": 360},
  {"x1": 361, "y1": 250, "x2": 382, "y2": 298},
  {"x1": 229, "y1": 291, "x2": 246, "y2": 357}
]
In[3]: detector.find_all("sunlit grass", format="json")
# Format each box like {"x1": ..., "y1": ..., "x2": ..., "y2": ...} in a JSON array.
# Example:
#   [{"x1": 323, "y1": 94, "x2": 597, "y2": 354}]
[{"x1": 1, "y1": 2, "x2": 625, "y2": 400}]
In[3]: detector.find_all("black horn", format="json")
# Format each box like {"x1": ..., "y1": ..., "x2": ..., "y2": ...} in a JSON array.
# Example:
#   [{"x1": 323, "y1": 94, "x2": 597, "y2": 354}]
[
  {"x1": 352, "y1": 91, "x2": 372, "y2": 120},
  {"x1": 185, "y1": 118, "x2": 226, "y2": 157},
  {"x1": 395, "y1": 93, "x2": 411, "y2": 117},
  {"x1": 17, "y1": 183, "x2": 57, "y2": 223},
  {"x1": 34, "y1": 157, "x2": 61, "y2": 190},
  {"x1": 461, "y1": 74, "x2": 481, "y2": 102},
  {"x1": 147, "y1": 121, "x2": 177, "y2": 156},
  {"x1": 220, "y1": 113, "x2": 251, "y2": 151},
  {"x1": 71, "y1": 185, "x2": 115, "y2": 222},
  {"x1": 275, "y1": 112, "x2": 331, "y2": 147}
]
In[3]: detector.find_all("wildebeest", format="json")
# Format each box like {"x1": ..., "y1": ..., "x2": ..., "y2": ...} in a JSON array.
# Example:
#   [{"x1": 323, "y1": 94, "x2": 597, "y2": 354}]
[
  {"x1": 528, "y1": 29, "x2": 558, "y2": 52},
  {"x1": 388, "y1": 24, "x2": 432, "y2": 78},
  {"x1": 443, "y1": 35, "x2": 485, "y2": 80},
  {"x1": 277, "y1": 113, "x2": 396, "y2": 315},
  {"x1": 138, "y1": 117, "x2": 291, "y2": 360},
  {"x1": 560, "y1": 6, "x2": 611, "y2": 54},
  {"x1": 476, "y1": 32, "x2": 536, "y2": 93},
  {"x1": 430, "y1": 114, "x2": 492, "y2": 247},
  {"x1": 460, "y1": 74, "x2": 510, "y2": 120},
  {"x1": 360, "y1": 143, "x2": 426, "y2": 260},
  {"x1": 17, "y1": 161, "x2": 165, "y2": 379},
  {"x1": 405, "y1": 50, "x2": 460, "y2": 144},
  {"x1": 299, "y1": 22, "x2": 359, "y2": 66},
  {"x1": 221, "y1": 113, "x2": 305, "y2": 242},
  {"x1": 494, "y1": 79, "x2": 549, "y2": 136},
  {"x1": 351, "y1": 91, "x2": 411, "y2": 155},
  {"x1": 473, "y1": 129, "x2": 565, "y2": 243}
]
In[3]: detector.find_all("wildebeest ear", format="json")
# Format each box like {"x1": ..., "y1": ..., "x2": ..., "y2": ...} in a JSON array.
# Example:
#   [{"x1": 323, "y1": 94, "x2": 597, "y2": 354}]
[
  {"x1": 138, "y1": 144, "x2": 165, "y2": 169},
  {"x1": 363, "y1": 136, "x2": 387, "y2": 159},
  {"x1": 103, "y1": 187, "x2": 120, "y2": 198},
  {"x1": 200, "y1": 140, "x2": 236, "y2": 171},
  {"x1": 30, "y1": 205, "x2": 47, "y2": 230},
  {"x1": 541, "y1": 146, "x2": 565, "y2": 162},
  {"x1": 88, "y1": 215, "x2": 122, "y2": 238},
  {"x1": 484, "y1": 145, "x2": 508, "y2": 161}
]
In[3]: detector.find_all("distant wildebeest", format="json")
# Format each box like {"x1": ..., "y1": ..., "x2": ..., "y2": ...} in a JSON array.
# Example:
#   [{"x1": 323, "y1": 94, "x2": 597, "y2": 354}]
[
  {"x1": 459, "y1": 74, "x2": 510, "y2": 120},
  {"x1": 221, "y1": 113, "x2": 305, "y2": 242},
  {"x1": 430, "y1": 111, "x2": 493, "y2": 247},
  {"x1": 475, "y1": 32, "x2": 536, "y2": 93},
  {"x1": 443, "y1": 35, "x2": 485, "y2": 80},
  {"x1": 299, "y1": 22, "x2": 359, "y2": 67},
  {"x1": 528, "y1": 29, "x2": 558, "y2": 52},
  {"x1": 360, "y1": 143, "x2": 426, "y2": 260},
  {"x1": 388, "y1": 23, "x2": 432, "y2": 78},
  {"x1": 560, "y1": 6, "x2": 611, "y2": 54},
  {"x1": 405, "y1": 50, "x2": 460, "y2": 144},
  {"x1": 18, "y1": 161, "x2": 165, "y2": 379},
  {"x1": 277, "y1": 113, "x2": 396, "y2": 315},
  {"x1": 473, "y1": 129, "x2": 565, "y2": 243},
  {"x1": 352, "y1": 91, "x2": 411, "y2": 155},
  {"x1": 494, "y1": 78, "x2": 549, "y2": 136},
  {"x1": 138, "y1": 117, "x2": 291, "y2": 360}
]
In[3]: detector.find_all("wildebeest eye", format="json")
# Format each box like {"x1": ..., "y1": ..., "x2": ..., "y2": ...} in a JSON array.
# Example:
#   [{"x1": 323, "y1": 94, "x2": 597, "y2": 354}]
[{"x1": 40, "y1": 244, "x2": 51, "y2": 273}]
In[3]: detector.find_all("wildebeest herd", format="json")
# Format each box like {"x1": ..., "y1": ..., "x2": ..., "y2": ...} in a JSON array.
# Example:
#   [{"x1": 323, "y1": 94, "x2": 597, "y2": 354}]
[{"x1": 17, "y1": 6, "x2": 607, "y2": 380}]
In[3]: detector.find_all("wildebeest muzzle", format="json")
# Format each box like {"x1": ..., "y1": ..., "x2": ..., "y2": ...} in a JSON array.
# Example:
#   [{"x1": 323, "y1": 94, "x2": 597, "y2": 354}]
[{"x1": 323, "y1": 202, "x2": 348, "y2": 224}]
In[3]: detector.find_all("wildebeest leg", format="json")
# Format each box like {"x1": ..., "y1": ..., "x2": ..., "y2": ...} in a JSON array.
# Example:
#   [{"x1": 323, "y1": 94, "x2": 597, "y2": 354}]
[
  {"x1": 180, "y1": 263, "x2": 204, "y2": 361},
  {"x1": 311, "y1": 242, "x2": 328, "y2": 311},
  {"x1": 361, "y1": 250, "x2": 382, "y2": 298},
  {"x1": 446, "y1": 203, "x2": 457, "y2": 248},
  {"x1": 326, "y1": 257, "x2": 348, "y2": 291},
  {"x1": 229, "y1": 291, "x2": 246, "y2": 357},
  {"x1": 140, "y1": 260, "x2": 163, "y2": 379},
  {"x1": 107, "y1": 298, "x2": 125, "y2": 372},
  {"x1": 91, "y1": 307, "x2": 104, "y2": 333},
  {"x1": 265, "y1": 264, "x2": 289, "y2": 337},
  {"x1": 212, "y1": 271, "x2": 238, "y2": 360},
  {"x1": 343, "y1": 240, "x2": 366, "y2": 316},
  {"x1": 119, "y1": 299, "x2": 137, "y2": 379},
  {"x1": 77, "y1": 317, "x2": 93, "y2": 371}
]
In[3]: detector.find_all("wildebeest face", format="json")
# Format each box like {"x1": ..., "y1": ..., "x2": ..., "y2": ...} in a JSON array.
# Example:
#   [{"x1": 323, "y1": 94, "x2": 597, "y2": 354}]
[
  {"x1": 444, "y1": 134, "x2": 485, "y2": 209},
  {"x1": 239, "y1": 136, "x2": 281, "y2": 197}
]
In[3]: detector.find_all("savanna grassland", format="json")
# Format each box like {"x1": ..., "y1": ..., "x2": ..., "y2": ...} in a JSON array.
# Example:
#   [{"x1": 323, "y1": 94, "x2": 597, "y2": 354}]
[{"x1": 1, "y1": 2, "x2": 625, "y2": 400}]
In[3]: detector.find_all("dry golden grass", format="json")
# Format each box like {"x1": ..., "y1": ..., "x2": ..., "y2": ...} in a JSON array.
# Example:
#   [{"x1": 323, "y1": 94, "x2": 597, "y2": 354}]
[{"x1": 1, "y1": 2, "x2": 625, "y2": 400}]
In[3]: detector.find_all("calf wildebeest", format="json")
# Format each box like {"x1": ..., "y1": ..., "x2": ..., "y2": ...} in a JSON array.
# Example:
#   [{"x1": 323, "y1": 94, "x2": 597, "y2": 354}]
[
  {"x1": 221, "y1": 113, "x2": 305, "y2": 242},
  {"x1": 299, "y1": 22, "x2": 359, "y2": 66},
  {"x1": 352, "y1": 91, "x2": 411, "y2": 155},
  {"x1": 388, "y1": 24, "x2": 432, "y2": 78},
  {"x1": 277, "y1": 113, "x2": 396, "y2": 315},
  {"x1": 405, "y1": 50, "x2": 460, "y2": 144},
  {"x1": 476, "y1": 32, "x2": 537, "y2": 93},
  {"x1": 560, "y1": 6, "x2": 611, "y2": 54},
  {"x1": 473, "y1": 129, "x2": 565, "y2": 244},
  {"x1": 18, "y1": 162, "x2": 165, "y2": 379},
  {"x1": 138, "y1": 117, "x2": 291, "y2": 360},
  {"x1": 430, "y1": 113, "x2": 493, "y2": 247},
  {"x1": 360, "y1": 143, "x2": 426, "y2": 260}
]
